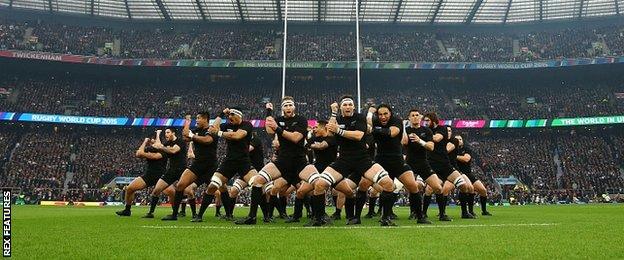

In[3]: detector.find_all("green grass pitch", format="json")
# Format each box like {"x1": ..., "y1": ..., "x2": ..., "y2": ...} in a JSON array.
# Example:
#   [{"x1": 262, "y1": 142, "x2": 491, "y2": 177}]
[{"x1": 11, "y1": 204, "x2": 624, "y2": 259}]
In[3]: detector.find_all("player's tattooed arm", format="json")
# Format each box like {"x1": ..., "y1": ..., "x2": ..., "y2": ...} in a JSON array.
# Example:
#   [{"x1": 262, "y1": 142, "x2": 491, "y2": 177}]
[
  {"x1": 329, "y1": 102, "x2": 339, "y2": 124},
  {"x1": 221, "y1": 129, "x2": 248, "y2": 140},
  {"x1": 214, "y1": 122, "x2": 248, "y2": 141},
  {"x1": 158, "y1": 144, "x2": 181, "y2": 155},
  {"x1": 366, "y1": 106, "x2": 376, "y2": 133}
]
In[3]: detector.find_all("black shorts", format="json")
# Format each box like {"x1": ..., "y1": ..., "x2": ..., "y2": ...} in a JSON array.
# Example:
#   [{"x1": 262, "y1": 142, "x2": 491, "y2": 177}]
[
  {"x1": 463, "y1": 171, "x2": 478, "y2": 183},
  {"x1": 140, "y1": 171, "x2": 162, "y2": 187},
  {"x1": 376, "y1": 156, "x2": 411, "y2": 179},
  {"x1": 407, "y1": 161, "x2": 435, "y2": 180},
  {"x1": 430, "y1": 161, "x2": 456, "y2": 181},
  {"x1": 329, "y1": 154, "x2": 374, "y2": 180},
  {"x1": 346, "y1": 172, "x2": 362, "y2": 185},
  {"x1": 274, "y1": 156, "x2": 308, "y2": 185},
  {"x1": 252, "y1": 162, "x2": 265, "y2": 174},
  {"x1": 314, "y1": 162, "x2": 331, "y2": 173},
  {"x1": 188, "y1": 160, "x2": 217, "y2": 186},
  {"x1": 161, "y1": 168, "x2": 184, "y2": 185},
  {"x1": 217, "y1": 159, "x2": 255, "y2": 180},
  {"x1": 330, "y1": 171, "x2": 362, "y2": 189}
]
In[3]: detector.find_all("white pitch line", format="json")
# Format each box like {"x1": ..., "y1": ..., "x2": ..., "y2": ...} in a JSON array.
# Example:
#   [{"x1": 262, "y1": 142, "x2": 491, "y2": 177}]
[{"x1": 140, "y1": 223, "x2": 558, "y2": 230}]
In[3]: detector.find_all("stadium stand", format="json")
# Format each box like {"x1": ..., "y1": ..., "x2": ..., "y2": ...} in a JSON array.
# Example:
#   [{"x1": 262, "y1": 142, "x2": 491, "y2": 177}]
[
  {"x1": 1, "y1": 77, "x2": 623, "y2": 120},
  {"x1": 1, "y1": 19, "x2": 623, "y2": 62}
]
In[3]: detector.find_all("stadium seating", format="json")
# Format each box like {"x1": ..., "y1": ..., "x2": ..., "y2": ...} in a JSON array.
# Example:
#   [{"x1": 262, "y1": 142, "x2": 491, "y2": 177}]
[
  {"x1": 1, "y1": 18, "x2": 622, "y2": 62},
  {"x1": 1, "y1": 77, "x2": 623, "y2": 120}
]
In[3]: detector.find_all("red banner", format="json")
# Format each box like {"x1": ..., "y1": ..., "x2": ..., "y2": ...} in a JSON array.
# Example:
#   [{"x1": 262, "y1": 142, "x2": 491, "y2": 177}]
[{"x1": 0, "y1": 50, "x2": 83, "y2": 63}]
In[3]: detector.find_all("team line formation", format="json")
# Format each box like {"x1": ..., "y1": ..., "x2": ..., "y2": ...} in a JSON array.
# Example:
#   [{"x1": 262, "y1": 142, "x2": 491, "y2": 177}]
[{"x1": 115, "y1": 95, "x2": 492, "y2": 226}]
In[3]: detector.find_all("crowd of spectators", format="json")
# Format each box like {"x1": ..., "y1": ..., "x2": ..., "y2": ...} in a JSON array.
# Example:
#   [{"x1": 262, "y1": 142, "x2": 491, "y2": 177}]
[
  {"x1": 611, "y1": 134, "x2": 624, "y2": 164},
  {"x1": 442, "y1": 84, "x2": 622, "y2": 119},
  {"x1": 361, "y1": 32, "x2": 442, "y2": 62},
  {"x1": 0, "y1": 19, "x2": 277, "y2": 60},
  {"x1": 0, "y1": 19, "x2": 25, "y2": 50},
  {"x1": 2, "y1": 76, "x2": 622, "y2": 120},
  {"x1": 557, "y1": 131, "x2": 623, "y2": 193},
  {"x1": 0, "y1": 129, "x2": 19, "y2": 171},
  {"x1": 192, "y1": 29, "x2": 277, "y2": 60},
  {"x1": 463, "y1": 130, "x2": 624, "y2": 205},
  {"x1": 73, "y1": 130, "x2": 145, "y2": 189},
  {"x1": 2, "y1": 19, "x2": 624, "y2": 62},
  {"x1": 2, "y1": 129, "x2": 72, "y2": 192},
  {"x1": 467, "y1": 131, "x2": 558, "y2": 191},
  {"x1": 286, "y1": 32, "x2": 356, "y2": 61},
  {"x1": 439, "y1": 32, "x2": 514, "y2": 62}
]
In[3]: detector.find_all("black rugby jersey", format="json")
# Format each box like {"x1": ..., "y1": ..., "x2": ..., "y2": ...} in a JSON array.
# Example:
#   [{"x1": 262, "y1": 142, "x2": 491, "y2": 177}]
[
  {"x1": 220, "y1": 121, "x2": 254, "y2": 161},
  {"x1": 249, "y1": 133, "x2": 265, "y2": 168},
  {"x1": 455, "y1": 145, "x2": 472, "y2": 174},
  {"x1": 144, "y1": 147, "x2": 167, "y2": 174},
  {"x1": 336, "y1": 113, "x2": 369, "y2": 158},
  {"x1": 191, "y1": 127, "x2": 219, "y2": 163},
  {"x1": 427, "y1": 125, "x2": 450, "y2": 164},
  {"x1": 405, "y1": 125, "x2": 433, "y2": 164},
  {"x1": 372, "y1": 116, "x2": 404, "y2": 158},
  {"x1": 275, "y1": 115, "x2": 308, "y2": 158},
  {"x1": 164, "y1": 136, "x2": 187, "y2": 171},
  {"x1": 310, "y1": 135, "x2": 337, "y2": 167}
]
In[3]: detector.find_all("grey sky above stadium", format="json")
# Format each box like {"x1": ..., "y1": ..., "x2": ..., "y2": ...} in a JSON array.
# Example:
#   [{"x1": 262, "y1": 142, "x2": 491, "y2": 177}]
[{"x1": 1, "y1": 0, "x2": 622, "y2": 24}]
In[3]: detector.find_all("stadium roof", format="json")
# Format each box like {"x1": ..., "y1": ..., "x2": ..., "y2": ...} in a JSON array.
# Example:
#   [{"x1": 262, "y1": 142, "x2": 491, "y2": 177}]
[{"x1": 1, "y1": 0, "x2": 622, "y2": 24}]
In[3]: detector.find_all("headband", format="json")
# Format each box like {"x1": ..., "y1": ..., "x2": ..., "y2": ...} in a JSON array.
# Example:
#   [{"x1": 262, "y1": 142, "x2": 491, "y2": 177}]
[
  {"x1": 340, "y1": 98, "x2": 354, "y2": 106},
  {"x1": 230, "y1": 109, "x2": 243, "y2": 118},
  {"x1": 281, "y1": 100, "x2": 295, "y2": 108}
]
